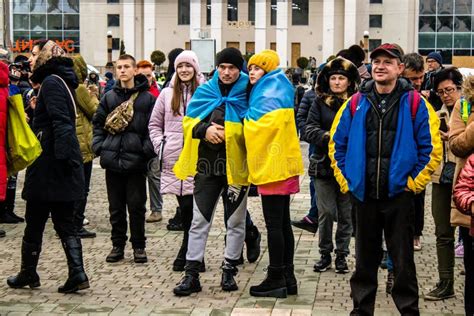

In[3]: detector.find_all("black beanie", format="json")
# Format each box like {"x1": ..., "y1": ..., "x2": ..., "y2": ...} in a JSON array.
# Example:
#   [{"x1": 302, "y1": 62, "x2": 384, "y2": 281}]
[{"x1": 216, "y1": 47, "x2": 244, "y2": 70}]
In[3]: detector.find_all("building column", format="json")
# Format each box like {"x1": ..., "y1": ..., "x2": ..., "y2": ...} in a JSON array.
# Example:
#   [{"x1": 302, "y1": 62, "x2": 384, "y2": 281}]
[
  {"x1": 344, "y1": 0, "x2": 357, "y2": 47},
  {"x1": 276, "y1": 0, "x2": 288, "y2": 68},
  {"x1": 322, "y1": 0, "x2": 335, "y2": 61},
  {"x1": 254, "y1": 0, "x2": 266, "y2": 53},
  {"x1": 123, "y1": 1, "x2": 136, "y2": 56},
  {"x1": 211, "y1": 0, "x2": 223, "y2": 51},
  {"x1": 190, "y1": 0, "x2": 201, "y2": 39},
  {"x1": 143, "y1": 0, "x2": 155, "y2": 60}
]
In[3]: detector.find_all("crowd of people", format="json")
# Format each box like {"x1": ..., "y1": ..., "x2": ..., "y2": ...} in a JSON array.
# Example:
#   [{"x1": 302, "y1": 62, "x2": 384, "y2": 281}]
[{"x1": 0, "y1": 39, "x2": 472, "y2": 315}]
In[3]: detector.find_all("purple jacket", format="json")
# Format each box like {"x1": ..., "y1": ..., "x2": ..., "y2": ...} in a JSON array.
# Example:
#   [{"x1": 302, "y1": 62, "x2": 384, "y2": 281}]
[{"x1": 148, "y1": 84, "x2": 195, "y2": 196}]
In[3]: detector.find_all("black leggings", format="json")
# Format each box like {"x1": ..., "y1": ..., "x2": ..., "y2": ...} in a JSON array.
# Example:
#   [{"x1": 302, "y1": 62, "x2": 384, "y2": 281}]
[{"x1": 261, "y1": 195, "x2": 294, "y2": 267}]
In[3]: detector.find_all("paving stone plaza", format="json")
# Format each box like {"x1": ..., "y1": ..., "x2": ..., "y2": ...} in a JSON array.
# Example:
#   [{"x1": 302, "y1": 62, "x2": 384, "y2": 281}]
[{"x1": 0, "y1": 145, "x2": 466, "y2": 315}]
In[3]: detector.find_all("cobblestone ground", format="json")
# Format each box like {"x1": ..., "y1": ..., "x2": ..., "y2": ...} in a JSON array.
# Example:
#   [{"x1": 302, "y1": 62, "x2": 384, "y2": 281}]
[{"x1": 0, "y1": 144, "x2": 466, "y2": 315}]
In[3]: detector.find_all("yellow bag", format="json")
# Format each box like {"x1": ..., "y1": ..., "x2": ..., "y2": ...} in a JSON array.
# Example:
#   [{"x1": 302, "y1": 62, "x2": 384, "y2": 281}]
[{"x1": 6, "y1": 94, "x2": 42, "y2": 176}]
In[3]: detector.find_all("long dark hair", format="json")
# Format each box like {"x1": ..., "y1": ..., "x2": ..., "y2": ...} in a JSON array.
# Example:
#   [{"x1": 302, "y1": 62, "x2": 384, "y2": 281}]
[{"x1": 171, "y1": 71, "x2": 199, "y2": 116}]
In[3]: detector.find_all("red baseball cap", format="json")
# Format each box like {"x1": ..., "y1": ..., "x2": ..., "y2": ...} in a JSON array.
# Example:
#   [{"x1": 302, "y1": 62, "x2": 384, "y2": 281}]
[{"x1": 370, "y1": 43, "x2": 403, "y2": 61}]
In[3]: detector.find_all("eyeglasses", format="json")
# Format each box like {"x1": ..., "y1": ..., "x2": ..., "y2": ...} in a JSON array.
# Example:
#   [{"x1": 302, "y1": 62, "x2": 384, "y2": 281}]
[{"x1": 436, "y1": 86, "x2": 458, "y2": 96}]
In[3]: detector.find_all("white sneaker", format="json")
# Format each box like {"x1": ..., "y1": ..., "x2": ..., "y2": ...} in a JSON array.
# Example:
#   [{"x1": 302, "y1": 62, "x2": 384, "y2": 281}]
[{"x1": 83, "y1": 218, "x2": 90, "y2": 226}]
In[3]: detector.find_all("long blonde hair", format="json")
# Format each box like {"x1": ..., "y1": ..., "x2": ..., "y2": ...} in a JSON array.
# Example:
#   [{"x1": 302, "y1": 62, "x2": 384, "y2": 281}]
[
  {"x1": 171, "y1": 72, "x2": 199, "y2": 116},
  {"x1": 462, "y1": 75, "x2": 474, "y2": 103}
]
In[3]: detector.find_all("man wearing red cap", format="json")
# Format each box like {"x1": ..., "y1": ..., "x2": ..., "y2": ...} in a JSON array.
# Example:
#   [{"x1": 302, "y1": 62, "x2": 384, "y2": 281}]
[{"x1": 329, "y1": 43, "x2": 442, "y2": 315}]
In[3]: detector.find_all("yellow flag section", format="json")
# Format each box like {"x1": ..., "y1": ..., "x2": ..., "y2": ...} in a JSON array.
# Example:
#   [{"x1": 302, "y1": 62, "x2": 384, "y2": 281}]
[
  {"x1": 173, "y1": 71, "x2": 250, "y2": 185},
  {"x1": 244, "y1": 69, "x2": 304, "y2": 185}
]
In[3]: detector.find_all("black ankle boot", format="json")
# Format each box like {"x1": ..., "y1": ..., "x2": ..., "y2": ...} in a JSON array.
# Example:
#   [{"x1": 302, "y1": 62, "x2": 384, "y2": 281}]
[
  {"x1": 221, "y1": 260, "x2": 238, "y2": 291},
  {"x1": 249, "y1": 266, "x2": 287, "y2": 298},
  {"x1": 7, "y1": 239, "x2": 41, "y2": 288},
  {"x1": 245, "y1": 225, "x2": 261, "y2": 263},
  {"x1": 58, "y1": 236, "x2": 90, "y2": 293},
  {"x1": 284, "y1": 264, "x2": 298, "y2": 295},
  {"x1": 173, "y1": 261, "x2": 202, "y2": 296}
]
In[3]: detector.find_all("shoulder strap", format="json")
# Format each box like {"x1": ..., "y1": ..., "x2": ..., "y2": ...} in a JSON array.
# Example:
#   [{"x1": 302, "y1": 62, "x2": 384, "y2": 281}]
[
  {"x1": 350, "y1": 92, "x2": 361, "y2": 117},
  {"x1": 50, "y1": 74, "x2": 78, "y2": 118},
  {"x1": 409, "y1": 90, "x2": 420, "y2": 121},
  {"x1": 460, "y1": 97, "x2": 471, "y2": 124}
]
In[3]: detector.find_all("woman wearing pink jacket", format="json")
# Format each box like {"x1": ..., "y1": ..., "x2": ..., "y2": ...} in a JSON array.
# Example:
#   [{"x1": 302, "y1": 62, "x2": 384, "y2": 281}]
[{"x1": 148, "y1": 51, "x2": 204, "y2": 271}]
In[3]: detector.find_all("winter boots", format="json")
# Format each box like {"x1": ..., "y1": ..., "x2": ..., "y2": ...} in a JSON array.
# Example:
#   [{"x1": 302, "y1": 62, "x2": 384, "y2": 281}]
[
  {"x1": 7, "y1": 240, "x2": 41, "y2": 289},
  {"x1": 249, "y1": 266, "x2": 288, "y2": 298},
  {"x1": 173, "y1": 261, "x2": 202, "y2": 296},
  {"x1": 58, "y1": 236, "x2": 90, "y2": 293}
]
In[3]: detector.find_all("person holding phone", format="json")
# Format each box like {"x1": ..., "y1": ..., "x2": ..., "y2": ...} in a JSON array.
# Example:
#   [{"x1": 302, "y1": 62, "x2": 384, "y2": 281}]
[{"x1": 425, "y1": 67, "x2": 463, "y2": 301}]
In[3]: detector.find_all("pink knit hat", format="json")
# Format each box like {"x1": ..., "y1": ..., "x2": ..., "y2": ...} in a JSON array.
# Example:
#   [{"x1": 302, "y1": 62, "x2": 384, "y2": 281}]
[{"x1": 174, "y1": 50, "x2": 200, "y2": 75}]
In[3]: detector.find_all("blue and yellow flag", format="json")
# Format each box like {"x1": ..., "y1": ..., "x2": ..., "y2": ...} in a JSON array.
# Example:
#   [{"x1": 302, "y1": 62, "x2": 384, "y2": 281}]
[
  {"x1": 244, "y1": 69, "x2": 304, "y2": 185},
  {"x1": 173, "y1": 71, "x2": 249, "y2": 185}
]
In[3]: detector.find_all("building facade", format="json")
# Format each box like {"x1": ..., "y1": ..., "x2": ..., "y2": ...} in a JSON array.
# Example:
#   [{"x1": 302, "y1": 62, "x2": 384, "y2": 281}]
[{"x1": 5, "y1": 0, "x2": 474, "y2": 68}]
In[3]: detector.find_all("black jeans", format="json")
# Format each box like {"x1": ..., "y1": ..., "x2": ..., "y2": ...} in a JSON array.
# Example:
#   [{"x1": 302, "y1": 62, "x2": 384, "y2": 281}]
[
  {"x1": 73, "y1": 161, "x2": 93, "y2": 232},
  {"x1": 261, "y1": 195, "x2": 294, "y2": 267},
  {"x1": 350, "y1": 192, "x2": 419, "y2": 316},
  {"x1": 105, "y1": 170, "x2": 147, "y2": 249},
  {"x1": 413, "y1": 191, "x2": 425, "y2": 237},
  {"x1": 23, "y1": 200, "x2": 76, "y2": 244},
  {"x1": 461, "y1": 227, "x2": 473, "y2": 316}
]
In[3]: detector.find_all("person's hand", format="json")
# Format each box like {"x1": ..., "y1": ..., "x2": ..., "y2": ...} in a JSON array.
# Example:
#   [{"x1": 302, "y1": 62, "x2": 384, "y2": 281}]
[
  {"x1": 29, "y1": 96, "x2": 37, "y2": 110},
  {"x1": 205, "y1": 123, "x2": 225, "y2": 144},
  {"x1": 440, "y1": 130, "x2": 449, "y2": 141},
  {"x1": 421, "y1": 90, "x2": 430, "y2": 98}
]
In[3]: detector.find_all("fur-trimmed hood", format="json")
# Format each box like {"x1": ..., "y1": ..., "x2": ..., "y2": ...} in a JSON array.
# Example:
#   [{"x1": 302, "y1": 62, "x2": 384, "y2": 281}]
[
  {"x1": 316, "y1": 57, "x2": 360, "y2": 106},
  {"x1": 30, "y1": 56, "x2": 78, "y2": 89}
]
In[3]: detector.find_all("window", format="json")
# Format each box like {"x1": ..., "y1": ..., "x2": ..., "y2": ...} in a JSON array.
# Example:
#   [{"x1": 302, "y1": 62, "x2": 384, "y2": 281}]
[
  {"x1": 369, "y1": 15, "x2": 382, "y2": 28},
  {"x1": 248, "y1": 0, "x2": 255, "y2": 22},
  {"x1": 370, "y1": 0, "x2": 382, "y2": 3},
  {"x1": 112, "y1": 38, "x2": 120, "y2": 50},
  {"x1": 228, "y1": 0, "x2": 238, "y2": 22},
  {"x1": 107, "y1": 14, "x2": 120, "y2": 27},
  {"x1": 178, "y1": 0, "x2": 190, "y2": 25},
  {"x1": 292, "y1": 0, "x2": 308, "y2": 25},
  {"x1": 419, "y1": 0, "x2": 436, "y2": 15},
  {"x1": 107, "y1": 0, "x2": 120, "y2": 3},
  {"x1": 369, "y1": 39, "x2": 382, "y2": 51},
  {"x1": 206, "y1": 0, "x2": 211, "y2": 25},
  {"x1": 455, "y1": 0, "x2": 472, "y2": 14},
  {"x1": 271, "y1": 0, "x2": 277, "y2": 25}
]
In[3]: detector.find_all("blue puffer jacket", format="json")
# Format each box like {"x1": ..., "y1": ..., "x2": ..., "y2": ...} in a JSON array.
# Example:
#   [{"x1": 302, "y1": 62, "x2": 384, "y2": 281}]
[{"x1": 328, "y1": 82, "x2": 442, "y2": 202}]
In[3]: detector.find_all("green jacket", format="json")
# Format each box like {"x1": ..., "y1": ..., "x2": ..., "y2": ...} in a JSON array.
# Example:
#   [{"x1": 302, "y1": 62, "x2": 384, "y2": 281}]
[{"x1": 73, "y1": 56, "x2": 99, "y2": 163}]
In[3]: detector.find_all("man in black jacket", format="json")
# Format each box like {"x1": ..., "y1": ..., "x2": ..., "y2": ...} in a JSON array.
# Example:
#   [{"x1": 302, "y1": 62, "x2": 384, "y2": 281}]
[
  {"x1": 92, "y1": 54, "x2": 156, "y2": 264},
  {"x1": 174, "y1": 48, "x2": 249, "y2": 296}
]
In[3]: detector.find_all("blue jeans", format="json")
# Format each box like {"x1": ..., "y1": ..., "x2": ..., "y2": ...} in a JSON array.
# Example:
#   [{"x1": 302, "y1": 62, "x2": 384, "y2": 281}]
[{"x1": 308, "y1": 144, "x2": 318, "y2": 219}]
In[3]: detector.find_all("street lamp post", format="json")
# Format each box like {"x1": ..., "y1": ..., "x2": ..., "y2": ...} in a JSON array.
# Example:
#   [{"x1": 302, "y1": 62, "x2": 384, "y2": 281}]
[
  {"x1": 363, "y1": 30, "x2": 369, "y2": 64},
  {"x1": 106, "y1": 30, "x2": 113, "y2": 69}
]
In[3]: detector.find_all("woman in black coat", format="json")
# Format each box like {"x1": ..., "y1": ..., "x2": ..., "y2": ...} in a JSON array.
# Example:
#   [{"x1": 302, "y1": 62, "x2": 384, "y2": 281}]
[
  {"x1": 7, "y1": 40, "x2": 89, "y2": 293},
  {"x1": 305, "y1": 57, "x2": 360, "y2": 274}
]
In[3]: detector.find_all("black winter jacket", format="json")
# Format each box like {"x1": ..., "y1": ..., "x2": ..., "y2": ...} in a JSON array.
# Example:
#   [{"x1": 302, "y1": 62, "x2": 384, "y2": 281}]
[
  {"x1": 362, "y1": 78, "x2": 413, "y2": 200},
  {"x1": 296, "y1": 89, "x2": 316, "y2": 140},
  {"x1": 305, "y1": 95, "x2": 345, "y2": 178},
  {"x1": 22, "y1": 57, "x2": 85, "y2": 202},
  {"x1": 92, "y1": 74, "x2": 156, "y2": 173}
]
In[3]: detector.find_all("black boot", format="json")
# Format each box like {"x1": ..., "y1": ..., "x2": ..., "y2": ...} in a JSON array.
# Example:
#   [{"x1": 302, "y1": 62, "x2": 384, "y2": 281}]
[
  {"x1": 173, "y1": 261, "x2": 202, "y2": 296},
  {"x1": 221, "y1": 260, "x2": 238, "y2": 291},
  {"x1": 58, "y1": 236, "x2": 90, "y2": 293},
  {"x1": 245, "y1": 225, "x2": 261, "y2": 263},
  {"x1": 249, "y1": 266, "x2": 287, "y2": 298},
  {"x1": 4, "y1": 187, "x2": 23, "y2": 222},
  {"x1": 284, "y1": 264, "x2": 298, "y2": 295},
  {"x1": 424, "y1": 279, "x2": 455, "y2": 301},
  {"x1": 0, "y1": 229, "x2": 5, "y2": 238},
  {"x1": 167, "y1": 207, "x2": 183, "y2": 231},
  {"x1": 7, "y1": 239, "x2": 41, "y2": 288}
]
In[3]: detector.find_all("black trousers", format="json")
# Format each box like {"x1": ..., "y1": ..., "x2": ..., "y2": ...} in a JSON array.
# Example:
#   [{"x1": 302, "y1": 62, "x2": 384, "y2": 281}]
[
  {"x1": 461, "y1": 227, "x2": 473, "y2": 316},
  {"x1": 350, "y1": 192, "x2": 419, "y2": 316},
  {"x1": 23, "y1": 200, "x2": 76, "y2": 244},
  {"x1": 413, "y1": 191, "x2": 425, "y2": 237},
  {"x1": 261, "y1": 195, "x2": 294, "y2": 267},
  {"x1": 105, "y1": 170, "x2": 147, "y2": 249},
  {"x1": 73, "y1": 161, "x2": 93, "y2": 232},
  {"x1": 177, "y1": 194, "x2": 193, "y2": 254}
]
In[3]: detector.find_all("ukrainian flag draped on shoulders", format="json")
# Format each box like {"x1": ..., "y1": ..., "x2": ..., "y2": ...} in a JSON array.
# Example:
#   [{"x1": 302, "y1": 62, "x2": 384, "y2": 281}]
[
  {"x1": 173, "y1": 71, "x2": 249, "y2": 185},
  {"x1": 244, "y1": 69, "x2": 304, "y2": 185}
]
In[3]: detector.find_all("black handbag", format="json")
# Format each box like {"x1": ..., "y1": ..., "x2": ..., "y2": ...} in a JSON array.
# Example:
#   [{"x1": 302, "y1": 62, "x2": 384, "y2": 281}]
[{"x1": 439, "y1": 161, "x2": 456, "y2": 184}]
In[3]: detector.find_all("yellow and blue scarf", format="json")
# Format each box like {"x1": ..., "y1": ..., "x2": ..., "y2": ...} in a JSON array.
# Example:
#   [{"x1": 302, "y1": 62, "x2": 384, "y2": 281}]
[
  {"x1": 244, "y1": 69, "x2": 304, "y2": 185},
  {"x1": 173, "y1": 71, "x2": 249, "y2": 185}
]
